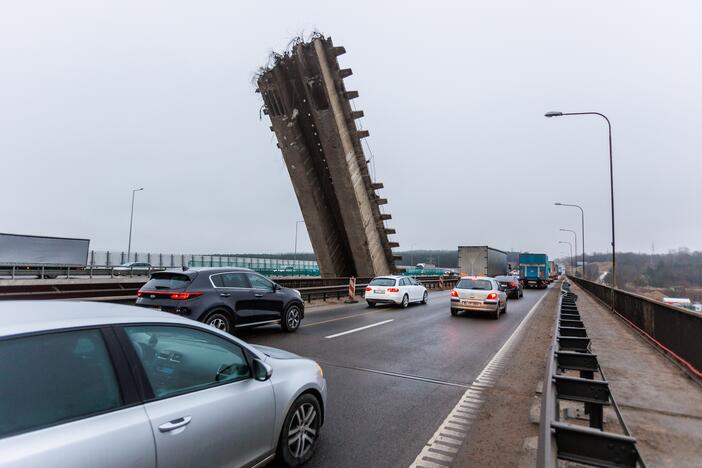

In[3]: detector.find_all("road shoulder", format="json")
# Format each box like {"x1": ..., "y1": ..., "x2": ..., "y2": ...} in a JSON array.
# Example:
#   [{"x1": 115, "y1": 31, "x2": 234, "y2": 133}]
[{"x1": 450, "y1": 284, "x2": 559, "y2": 467}]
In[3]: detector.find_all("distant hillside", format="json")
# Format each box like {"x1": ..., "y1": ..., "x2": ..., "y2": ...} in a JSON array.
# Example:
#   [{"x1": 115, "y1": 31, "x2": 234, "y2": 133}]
[{"x1": 583, "y1": 248, "x2": 702, "y2": 289}]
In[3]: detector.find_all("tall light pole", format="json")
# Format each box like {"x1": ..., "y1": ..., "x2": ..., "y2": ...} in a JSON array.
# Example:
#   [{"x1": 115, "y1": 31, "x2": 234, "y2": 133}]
[
  {"x1": 546, "y1": 111, "x2": 615, "y2": 296},
  {"x1": 555, "y1": 202, "x2": 585, "y2": 278},
  {"x1": 293, "y1": 220, "x2": 305, "y2": 269},
  {"x1": 558, "y1": 240, "x2": 574, "y2": 273},
  {"x1": 560, "y1": 229, "x2": 578, "y2": 275},
  {"x1": 127, "y1": 188, "x2": 144, "y2": 261}
]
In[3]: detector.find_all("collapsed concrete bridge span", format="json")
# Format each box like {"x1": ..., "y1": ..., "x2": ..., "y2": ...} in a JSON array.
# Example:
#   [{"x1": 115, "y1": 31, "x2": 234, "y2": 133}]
[{"x1": 256, "y1": 35, "x2": 398, "y2": 278}]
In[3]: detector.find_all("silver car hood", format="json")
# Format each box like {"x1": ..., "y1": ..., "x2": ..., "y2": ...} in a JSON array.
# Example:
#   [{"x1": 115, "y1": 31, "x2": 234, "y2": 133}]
[{"x1": 252, "y1": 344, "x2": 302, "y2": 360}]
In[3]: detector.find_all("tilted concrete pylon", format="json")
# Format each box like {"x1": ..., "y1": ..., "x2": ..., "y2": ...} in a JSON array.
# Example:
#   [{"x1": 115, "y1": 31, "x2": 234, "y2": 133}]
[{"x1": 256, "y1": 35, "x2": 398, "y2": 278}]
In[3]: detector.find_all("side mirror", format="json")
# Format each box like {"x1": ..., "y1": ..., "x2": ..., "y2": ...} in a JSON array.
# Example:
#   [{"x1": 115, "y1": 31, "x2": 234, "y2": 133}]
[
  {"x1": 253, "y1": 358, "x2": 273, "y2": 381},
  {"x1": 272, "y1": 283, "x2": 280, "y2": 292}
]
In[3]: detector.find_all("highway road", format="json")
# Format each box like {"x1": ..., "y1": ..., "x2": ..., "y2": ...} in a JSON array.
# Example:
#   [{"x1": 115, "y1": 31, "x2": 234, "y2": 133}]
[{"x1": 237, "y1": 286, "x2": 553, "y2": 468}]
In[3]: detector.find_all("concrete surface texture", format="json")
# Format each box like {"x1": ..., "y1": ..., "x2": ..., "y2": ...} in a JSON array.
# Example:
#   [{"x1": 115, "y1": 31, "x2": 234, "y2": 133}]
[
  {"x1": 257, "y1": 35, "x2": 397, "y2": 278},
  {"x1": 571, "y1": 283, "x2": 702, "y2": 468}
]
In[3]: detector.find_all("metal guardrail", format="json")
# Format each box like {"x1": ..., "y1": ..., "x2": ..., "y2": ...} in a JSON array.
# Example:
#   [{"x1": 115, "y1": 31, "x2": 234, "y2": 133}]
[
  {"x1": 569, "y1": 276, "x2": 702, "y2": 378},
  {"x1": 537, "y1": 281, "x2": 645, "y2": 467},
  {"x1": 0, "y1": 276, "x2": 460, "y2": 303}
]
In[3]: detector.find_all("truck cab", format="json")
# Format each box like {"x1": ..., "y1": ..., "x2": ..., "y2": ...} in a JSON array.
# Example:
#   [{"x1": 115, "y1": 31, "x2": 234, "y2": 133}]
[{"x1": 518, "y1": 253, "x2": 549, "y2": 289}]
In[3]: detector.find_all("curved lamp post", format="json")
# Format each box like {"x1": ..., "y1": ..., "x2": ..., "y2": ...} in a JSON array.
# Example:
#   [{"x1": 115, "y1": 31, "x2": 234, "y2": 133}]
[
  {"x1": 127, "y1": 188, "x2": 144, "y2": 261},
  {"x1": 555, "y1": 202, "x2": 585, "y2": 277},
  {"x1": 546, "y1": 111, "x2": 615, "y2": 308}
]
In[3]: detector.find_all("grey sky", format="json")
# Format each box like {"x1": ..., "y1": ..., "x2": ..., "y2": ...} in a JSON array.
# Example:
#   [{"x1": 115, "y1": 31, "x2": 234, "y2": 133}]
[{"x1": 1, "y1": 0, "x2": 700, "y2": 259}]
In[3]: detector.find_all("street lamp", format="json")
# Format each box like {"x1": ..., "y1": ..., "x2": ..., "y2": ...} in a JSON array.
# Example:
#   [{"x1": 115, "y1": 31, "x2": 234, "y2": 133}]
[
  {"x1": 558, "y1": 240, "x2": 574, "y2": 273},
  {"x1": 546, "y1": 110, "x2": 616, "y2": 306},
  {"x1": 127, "y1": 188, "x2": 144, "y2": 261},
  {"x1": 294, "y1": 220, "x2": 305, "y2": 269},
  {"x1": 555, "y1": 202, "x2": 585, "y2": 277},
  {"x1": 560, "y1": 229, "x2": 578, "y2": 275}
]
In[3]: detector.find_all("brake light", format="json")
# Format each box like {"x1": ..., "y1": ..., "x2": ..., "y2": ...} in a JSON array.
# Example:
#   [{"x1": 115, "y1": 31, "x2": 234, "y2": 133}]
[
  {"x1": 137, "y1": 291, "x2": 143, "y2": 297},
  {"x1": 450, "y1": 289, "x2": 458, "y2": 297},
  {"x1": 487, "y1": 292, "x2": 498, "y2": 300},
  {"x1": 366, "y1": 287, "x2": 372, "y2": 292},
  {"x1": 169, "y1": 292, "x2": 203, "y2": 300},
  {"x1": 510, "y1": 282, "x2": 517, "y2": 287},
  {"x1": 387, "y1": 287, "x2": 400, "y2": 293}
]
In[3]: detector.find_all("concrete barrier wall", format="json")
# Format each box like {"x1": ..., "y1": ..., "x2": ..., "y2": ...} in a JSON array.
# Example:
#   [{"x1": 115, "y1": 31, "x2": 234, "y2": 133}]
[{"x1": 570, "y1": 276, "x2": 702, "y2": 374}]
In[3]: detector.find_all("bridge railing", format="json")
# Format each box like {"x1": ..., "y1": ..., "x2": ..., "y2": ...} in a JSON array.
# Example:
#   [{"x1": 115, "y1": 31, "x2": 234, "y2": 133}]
[
  {"x1": 537, "y1": 282, "x2": 645, "y2": 467},
  {"x1": 569, "y1": 276, "x2": 702, "y2": 377},
  {"x1": 0, "y1": 276, "x2": 460, "y2": 302}
]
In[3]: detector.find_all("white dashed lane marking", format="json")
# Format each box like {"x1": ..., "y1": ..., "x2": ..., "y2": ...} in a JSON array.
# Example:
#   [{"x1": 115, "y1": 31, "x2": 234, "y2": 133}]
[
  {"x1": 409, "y1": 291, "x2": 550, "y2": 468},
  {"x1": 324, "y1": 319, "x2": 394, "y2": 339}
]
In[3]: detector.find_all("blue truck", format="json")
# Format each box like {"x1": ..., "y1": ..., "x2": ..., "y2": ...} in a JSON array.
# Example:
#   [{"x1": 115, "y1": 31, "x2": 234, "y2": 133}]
[{"x1": 518, "y1": 253, "x2": 550, "y2": 289}]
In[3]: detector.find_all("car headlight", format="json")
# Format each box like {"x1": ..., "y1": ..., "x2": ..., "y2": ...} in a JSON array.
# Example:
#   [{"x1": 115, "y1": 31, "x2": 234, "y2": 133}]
[
  {"x1": 293, "y1": 289, "x2": 302, "y2": 298},
  {"x1": 315, "y1": 361, "x2": 324, "y2": 378}
]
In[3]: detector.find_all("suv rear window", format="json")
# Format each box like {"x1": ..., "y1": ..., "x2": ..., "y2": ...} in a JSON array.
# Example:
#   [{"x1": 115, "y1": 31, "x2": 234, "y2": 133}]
[
  {"x1": 143, "y1": 272, "x2": 192, "y2": 290},
  {"x1": 456, "y1": 279, "x2": 493, "y2": 290},
  {"x1": 369, "y1": 278, "x2": 397, "y2": 287}
]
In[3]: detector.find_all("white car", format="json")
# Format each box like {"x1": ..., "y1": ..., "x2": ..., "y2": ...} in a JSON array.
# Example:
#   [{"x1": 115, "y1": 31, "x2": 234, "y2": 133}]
[
  {"x1": 450, "y1": 276, "x2": 508, "y2": 319},
  {"x1": 365, "y1": 276, "x2": 428, "y2": 308}
]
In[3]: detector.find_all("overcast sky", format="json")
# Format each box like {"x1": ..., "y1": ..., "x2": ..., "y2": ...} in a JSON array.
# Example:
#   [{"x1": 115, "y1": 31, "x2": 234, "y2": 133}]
[{"x1": 1, "y1": 0, "x2": 700, "y2": 259}]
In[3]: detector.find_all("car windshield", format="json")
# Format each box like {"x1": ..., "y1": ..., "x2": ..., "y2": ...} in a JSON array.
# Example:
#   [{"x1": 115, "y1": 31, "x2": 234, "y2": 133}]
[
  {"x1": 494, "y1": 276, "x2": 514, "y2": 282},
  {"x1": 369, "y1": 278, "x2": 396, "y2": 286},
  {"x1": 143, "y1": 272, "x2": 192, "y2": 290},
  {"x1": 457, "y1": 279, "x2": 493, "y2": 290}
]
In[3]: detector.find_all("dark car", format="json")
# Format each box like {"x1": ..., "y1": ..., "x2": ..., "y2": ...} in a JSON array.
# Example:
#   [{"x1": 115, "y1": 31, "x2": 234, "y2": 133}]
[
  {"x1": 135, "y1": 267, "x2": 304, "y2": 334},
  {"x1": 494, "y1": 275, "x2": 523, "y2": 299}
]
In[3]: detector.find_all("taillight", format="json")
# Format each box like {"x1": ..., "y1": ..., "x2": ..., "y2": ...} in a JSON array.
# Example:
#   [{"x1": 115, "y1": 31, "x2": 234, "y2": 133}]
[
  {"x1": 450, "y1": 289, "x2": 458, "y2": 297},
  {"x1": 387, "y1": 287, "x2": 400, "y2": 293},
  {"x1": 487, "y1": 292, "x2": 498, "y2": 300},
  {"x1": 169, "y1": 292, "x2": 203, "y2": 300},
  {"x1": 510, "y1": 282, "x2": 517, "y2": 287},
  {"x1": 137, "y1": 291, "x2": 144, "y2": 297},
  {"x1": 366, "y1": 287, "x2": 372, "y2": 292}
]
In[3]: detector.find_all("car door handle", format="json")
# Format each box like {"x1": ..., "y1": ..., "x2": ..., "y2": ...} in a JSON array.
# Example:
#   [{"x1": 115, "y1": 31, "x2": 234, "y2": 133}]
[
  {"x1": 158, "y1": 416, "x2": 192, "y2": 432},
  {"x1": 219, "y1": 293, "x2": 231, "y2": 297},
  {"x1": 254, "y1": 293, "x2": 263, "y2": 298}
]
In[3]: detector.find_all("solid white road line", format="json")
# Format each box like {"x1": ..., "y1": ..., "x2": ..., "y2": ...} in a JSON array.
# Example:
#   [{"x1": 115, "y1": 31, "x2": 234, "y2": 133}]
[
  {"x1": 324, "y1": 319, "x2": 394, "y2": 339},
  {"x1": 409, "y1": 289, "x2": 552, "y2": 468}
]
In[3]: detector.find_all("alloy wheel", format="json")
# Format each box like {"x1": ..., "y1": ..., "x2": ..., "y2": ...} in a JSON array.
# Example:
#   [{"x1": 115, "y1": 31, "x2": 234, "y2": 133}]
[
  {"x1": 287, "y1": 307, "x2": 301, "y2": 329},
  {"x1": 287, "y1": 403, "x2": 317, "y2": 458},
  {"x1": 208, "y1": 317, "x2": 227, "y2": 331}
]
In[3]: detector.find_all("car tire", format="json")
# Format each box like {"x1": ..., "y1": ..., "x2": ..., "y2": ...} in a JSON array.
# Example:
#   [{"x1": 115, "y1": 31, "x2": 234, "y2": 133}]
[
  {"x1": 282, "y1": 304, "x2": 303, "y2": 332},
  {"x1": 400, "y1": 294, "x2": 409, "y2": 309},
  {"x1": 204, "y1": 310, "x2": 233, "y2": 333},
  {"x1": 277, "y1": 393, "x2": 322, "y2": 467},
  {"x1": 367, "y1": 301, "x2": 376, "y2": 308},
  {"x1": 421, "y1": 291, "x2": 428, "y2": 304},
  {"x1": 493, "y1": 304, "x2": 501, "y2": 320},
  {"x1": 450, "y1": 308, "x2": 459, "y2": 316},
  {"x1": 503, "y1": 301, "x2": 508, "y2": 314}
]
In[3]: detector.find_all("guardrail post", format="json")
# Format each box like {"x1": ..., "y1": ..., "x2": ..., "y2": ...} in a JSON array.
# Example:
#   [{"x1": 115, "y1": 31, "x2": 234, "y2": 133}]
[
  {"x1": 66, "y1": 266, "x2": 70, "y2": 279},
  {"x1": 89, "y1": 266, "x2": 93, "y2": 279}
]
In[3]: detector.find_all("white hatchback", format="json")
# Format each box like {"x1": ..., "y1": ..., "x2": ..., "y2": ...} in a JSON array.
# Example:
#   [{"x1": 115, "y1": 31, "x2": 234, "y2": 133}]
[{"x1": 365, "y1": 276, "x2": 428, "y2": 308}]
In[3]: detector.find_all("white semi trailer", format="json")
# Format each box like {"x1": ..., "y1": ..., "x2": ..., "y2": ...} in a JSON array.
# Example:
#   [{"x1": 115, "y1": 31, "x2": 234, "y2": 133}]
[
  {"x1": 457, "y1": 246, "x2": 508, "y2": 277},
  {"x1": 0, "y1": 233, "x2": 90, "y2": 277}
]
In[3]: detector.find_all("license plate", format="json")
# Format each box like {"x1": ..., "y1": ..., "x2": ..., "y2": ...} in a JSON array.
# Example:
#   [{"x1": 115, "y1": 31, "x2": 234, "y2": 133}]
[
  {"x1": 374, "y1": 289, "x2": 385, "y2": 294},
  {"x1": 461, "y1": 300, "x2": 481, "y2": 306}
]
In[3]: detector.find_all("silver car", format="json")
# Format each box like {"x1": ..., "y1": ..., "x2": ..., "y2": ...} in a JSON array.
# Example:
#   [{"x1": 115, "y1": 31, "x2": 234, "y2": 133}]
[
  {"x1": 0, "y1": 301, "x2": 326, "y2": 468},
  {"x1": 113, "y1": 262, "x2": 152, "y2": 276},
  {"x1": 449, "y1": 276, "x2": 508, "y2": 319}
]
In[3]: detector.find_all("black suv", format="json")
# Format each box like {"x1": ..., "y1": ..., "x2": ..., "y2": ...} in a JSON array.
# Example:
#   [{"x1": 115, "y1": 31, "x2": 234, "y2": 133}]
[{"x1": 135, "y1": 267, "x2": 304, "y2": 333}]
